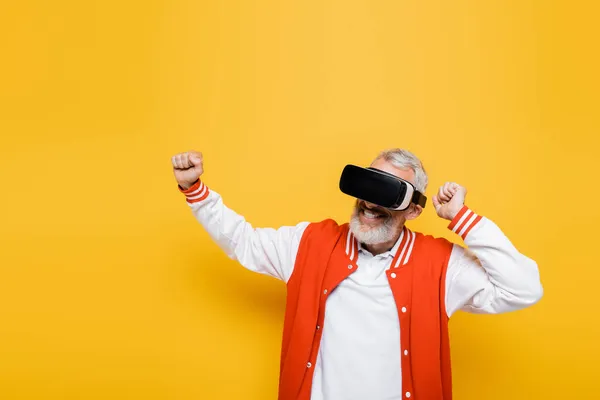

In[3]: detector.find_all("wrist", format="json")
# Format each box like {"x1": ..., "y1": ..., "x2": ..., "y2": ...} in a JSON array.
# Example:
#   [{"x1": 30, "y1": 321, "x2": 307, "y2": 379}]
[
  {"x1": 178, "y1": 179, "x2": 199, "y2": 191},
  {"x1": 178, "y1": 179, "x2": 210, "y2": 204},
  {"x1": 447, "y1": 206, "x2": 463, "y2": 221}
]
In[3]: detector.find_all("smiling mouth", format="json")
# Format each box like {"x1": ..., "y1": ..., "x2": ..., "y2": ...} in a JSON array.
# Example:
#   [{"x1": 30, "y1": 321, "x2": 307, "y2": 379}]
[{"x1": 360, "y1": 205, "x2": 390, "y2": 220}]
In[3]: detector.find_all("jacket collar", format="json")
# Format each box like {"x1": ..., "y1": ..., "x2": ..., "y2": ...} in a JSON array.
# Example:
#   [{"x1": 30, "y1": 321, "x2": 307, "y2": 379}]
[{"x1": 344, "y1": 225, "x2": 416, "y2": 266}]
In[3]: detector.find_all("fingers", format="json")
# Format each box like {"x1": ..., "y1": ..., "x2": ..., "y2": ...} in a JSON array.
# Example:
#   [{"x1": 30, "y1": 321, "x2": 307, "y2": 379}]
[
  {"x1": 438, "y1": 182, "x2": 461, "y2": 201},
  {"x1": 175, "y1": 153, "x2": 185, "y2": 169},
  {"x1": 438, "y1": 185, "x2": 451, "y2": 203},
  {"x1": 447, "y1": 182, "x2": 466, "y2": 198},
  {"x1": 182, "y1": 153, "x2": 193, "y2": 168},
  {"x1": 448, "y1": 182, "x2": 460, "y2": 195},
  {"x1": 189, "y1": 151, "x2": 203, "y2": 165},
  {"x1": 172, "y1": 152, "x2": 202, "y2": 169},
  {"x1": 171, "y1": 154, "x2": 179, "y2": 168},
  {"x1": 443, "y1": 182, "x2": 454, "y2": 200}
]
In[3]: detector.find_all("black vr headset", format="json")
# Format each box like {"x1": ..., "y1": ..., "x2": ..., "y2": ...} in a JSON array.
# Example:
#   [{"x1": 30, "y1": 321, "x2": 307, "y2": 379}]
[{"x1": 339, "y1": 164, "x2": 427, "y2": 211}]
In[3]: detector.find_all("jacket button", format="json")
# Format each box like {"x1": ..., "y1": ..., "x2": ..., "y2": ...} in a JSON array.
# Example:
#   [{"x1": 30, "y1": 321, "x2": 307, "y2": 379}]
[
  {"x1": 390, "y1": 272, "x2": 397, "y2": 278},
  {"x1": 307, "y1": 362, "x2": 312, "y2": 368},
  {"x1": 405, "y1": 392, "x2": 411, "y2": 398},
  {"x1": 401, "y1": 307, "x2": 407, "y2": 313},
  {"x1": 404, "y1": 349, "x2": 408, "y2": 356},
  {"x1": 316, "y1": 325, "x2": 320, "y2": 330},
  {"x1": 348, "y1": 264, "x2": 353, "y2": 269},
  {"x1": 323, "y1": 289, "x2": 328, "y2": 294}
]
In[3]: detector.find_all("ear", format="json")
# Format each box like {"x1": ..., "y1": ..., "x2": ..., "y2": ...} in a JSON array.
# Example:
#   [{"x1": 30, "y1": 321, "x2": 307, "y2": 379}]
[{"x1": 404, "y1": 204, "x2": 423, "y2": 221}]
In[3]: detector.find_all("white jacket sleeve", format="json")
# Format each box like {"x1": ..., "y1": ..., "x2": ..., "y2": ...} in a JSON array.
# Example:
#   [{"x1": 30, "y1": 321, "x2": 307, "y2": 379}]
[
  {"x1": 445, "y1": 206, "x2": 543, "y2": 317},
  {"x1": 179, "y1": 180, "x2": 309, "y2": 282}
]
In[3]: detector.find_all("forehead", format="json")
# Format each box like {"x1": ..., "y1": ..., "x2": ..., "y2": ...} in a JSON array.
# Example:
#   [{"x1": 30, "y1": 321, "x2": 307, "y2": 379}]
[{"x1": 369, "y1": 157, "x2": 415, "y2": 185}]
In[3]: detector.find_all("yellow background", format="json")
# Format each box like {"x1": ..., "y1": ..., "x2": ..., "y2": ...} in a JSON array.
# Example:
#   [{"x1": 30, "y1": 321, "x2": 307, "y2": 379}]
[{"x1": 1, "y1": 1, "x2": 599, "y2": 399}]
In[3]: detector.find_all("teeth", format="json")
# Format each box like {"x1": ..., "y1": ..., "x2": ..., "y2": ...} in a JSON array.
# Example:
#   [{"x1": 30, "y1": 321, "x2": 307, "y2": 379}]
[{"x1": 364, "y1": 210, "x2": 379, "y2": 218}]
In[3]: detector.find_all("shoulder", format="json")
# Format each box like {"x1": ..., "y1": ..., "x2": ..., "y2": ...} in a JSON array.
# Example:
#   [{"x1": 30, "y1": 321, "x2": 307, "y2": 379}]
[
  {"x1": 302, "y1": 218, "x2": 346, "y2": 238},
  {"x1": 294, "y1": 219, "x2": 350, "y2": 254},
  {"x1": 293, "y1": 219, "x2": 347, "y2": 266},
  {"x1": 413, "y1": 230, "x2": 455, "y2": 255}
]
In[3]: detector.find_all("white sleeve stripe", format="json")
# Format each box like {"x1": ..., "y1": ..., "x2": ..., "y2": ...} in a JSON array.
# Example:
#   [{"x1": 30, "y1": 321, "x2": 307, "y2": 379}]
[
  {"x1": 345, "y1": 230, "x2": 352, "y2": 255},
  {"x1": 452, "y1": 209, "x2": 473, "y2": 233},
  {"x1": 186, "y1": 185, "x2": 208, "y2": 200},
  {"x1": 184, "y1": 182, "x2": 205, "y2": 197},
  {"x1": 458, "y1": 213, "x2": 478, "y2": 237},
  {"x1": 403, "y1": 231, "x2": 416, "y2": 265},
  {"x1": 394, "y1": 228, "x2": 410, "y2": 269}
]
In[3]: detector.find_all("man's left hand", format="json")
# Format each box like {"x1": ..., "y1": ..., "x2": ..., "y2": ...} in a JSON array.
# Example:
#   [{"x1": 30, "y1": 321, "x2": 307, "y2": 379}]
[{"x1": 432, "y1": 182, "x2": 467, "y2": 221}]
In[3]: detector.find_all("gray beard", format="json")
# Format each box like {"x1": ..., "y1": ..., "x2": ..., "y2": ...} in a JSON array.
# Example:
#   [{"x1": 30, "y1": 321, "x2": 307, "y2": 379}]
[{"x1": 349, "y1": 207, "x2": 398, "y2": 245}]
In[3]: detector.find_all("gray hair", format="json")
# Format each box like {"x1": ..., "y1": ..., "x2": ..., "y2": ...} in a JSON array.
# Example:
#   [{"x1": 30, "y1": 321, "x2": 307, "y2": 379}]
[{"x1": 372, "y1": 148, "x2": 428, "y2": 193}]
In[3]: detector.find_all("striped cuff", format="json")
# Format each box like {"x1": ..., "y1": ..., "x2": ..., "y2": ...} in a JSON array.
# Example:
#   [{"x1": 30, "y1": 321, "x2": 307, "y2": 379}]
[
  {"x1": 448, "y1": 206, "x2": 483, "y2": 240},
  {"x1": 179, "y1": 180, "x2": 210, "y2": 204}
]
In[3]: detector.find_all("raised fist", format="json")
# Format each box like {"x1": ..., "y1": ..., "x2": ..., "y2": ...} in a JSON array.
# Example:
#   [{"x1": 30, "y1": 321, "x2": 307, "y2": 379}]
[
  {"x1": 431, "y1": 182, "x2": 467, "y2": 221},
  {"x1": 172, "y1": 151, "x2": 204, "y2": 190}
]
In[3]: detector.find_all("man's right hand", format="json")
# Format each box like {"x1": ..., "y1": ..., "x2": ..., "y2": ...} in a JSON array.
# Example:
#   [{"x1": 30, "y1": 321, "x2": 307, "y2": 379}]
[{"x1": 172, "y1": 151, "x2": 204, "y2": 190}]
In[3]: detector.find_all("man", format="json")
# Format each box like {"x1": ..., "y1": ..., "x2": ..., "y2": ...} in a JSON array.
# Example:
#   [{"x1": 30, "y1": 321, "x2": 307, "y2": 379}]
[{"x1": 171, "y1": 148, "x2": 543, "y2": 400}]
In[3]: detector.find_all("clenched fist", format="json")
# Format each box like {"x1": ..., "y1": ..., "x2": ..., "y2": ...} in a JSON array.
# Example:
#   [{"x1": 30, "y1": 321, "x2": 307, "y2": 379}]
[
  {"x1": 431, "y1": 182, "x2": 467, "y2": 221},
  {"x1": 172, "y1": 151, "x2": 204, "y2": 190}
]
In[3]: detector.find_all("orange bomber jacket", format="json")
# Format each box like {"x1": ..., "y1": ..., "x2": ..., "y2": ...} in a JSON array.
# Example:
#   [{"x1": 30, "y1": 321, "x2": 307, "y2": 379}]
[{"x1": 278, "y1": 219, "x2": 455, "y2": 400}]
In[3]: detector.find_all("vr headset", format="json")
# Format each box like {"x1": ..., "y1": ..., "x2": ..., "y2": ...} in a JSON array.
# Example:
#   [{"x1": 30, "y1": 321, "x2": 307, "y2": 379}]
[{"x1": 339, "y1": 164, "x2": 427, "y2": 211}]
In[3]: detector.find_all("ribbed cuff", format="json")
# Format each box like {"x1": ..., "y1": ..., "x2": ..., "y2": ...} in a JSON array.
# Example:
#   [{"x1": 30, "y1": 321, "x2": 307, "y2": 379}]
[
  {"x1": 448, "y1": 205, "x2": 483, "y2": 240},
  {"x1": 179, "y1": 179, "x2": 210, "y2": 204}
]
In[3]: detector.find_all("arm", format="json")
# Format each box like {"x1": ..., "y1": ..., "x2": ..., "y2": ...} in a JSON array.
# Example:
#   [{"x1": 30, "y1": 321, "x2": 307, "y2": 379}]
[
  {"x1": 444, "y1": 206, "x2": 543, "y2": 316},
  {"x1": 430, "y1": 182, "x2": 543, "y2": 317},
  {"x1": 173, "y1": 151, "x2": 308, "y2": 282}
]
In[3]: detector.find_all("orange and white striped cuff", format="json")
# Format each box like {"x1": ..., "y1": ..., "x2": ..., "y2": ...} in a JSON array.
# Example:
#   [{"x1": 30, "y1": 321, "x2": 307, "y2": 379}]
[
  {"x1": 179, "y1": 180, "x2": 210, "y2": 204},
  {"x1": 448, "y1": 206, "x2": 483, "y2": 240}
]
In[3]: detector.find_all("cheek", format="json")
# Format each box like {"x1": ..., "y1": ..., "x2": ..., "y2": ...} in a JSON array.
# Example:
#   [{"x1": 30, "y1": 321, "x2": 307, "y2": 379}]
[{"x1": 391, "y1": 211, "x2": 407, "y2": 225}]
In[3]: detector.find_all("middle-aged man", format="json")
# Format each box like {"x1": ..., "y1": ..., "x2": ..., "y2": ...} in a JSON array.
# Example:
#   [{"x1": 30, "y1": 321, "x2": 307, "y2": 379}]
[{"x1": 171, "y1": 148, "x2": 543, "y2": 400}]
